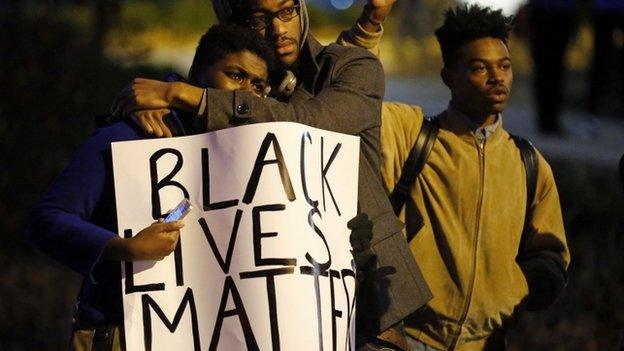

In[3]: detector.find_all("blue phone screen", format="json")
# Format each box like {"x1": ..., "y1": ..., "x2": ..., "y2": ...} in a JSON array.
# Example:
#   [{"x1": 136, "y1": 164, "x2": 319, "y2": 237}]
[{"x1": 164, "y1": 200, "x2": 191, "y2": 222}]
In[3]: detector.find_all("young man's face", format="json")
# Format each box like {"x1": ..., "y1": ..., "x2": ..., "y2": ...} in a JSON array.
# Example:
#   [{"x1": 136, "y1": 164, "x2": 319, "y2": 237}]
[
  {"x1": 445, "y1": 37, "x2": 513, "y2": 122},
  {"x1": 197, "y1": 50, "x2": 270, "y2": 97},
  {"x1": 239, "y1": 0, "x2": 302, "y2": 68}
]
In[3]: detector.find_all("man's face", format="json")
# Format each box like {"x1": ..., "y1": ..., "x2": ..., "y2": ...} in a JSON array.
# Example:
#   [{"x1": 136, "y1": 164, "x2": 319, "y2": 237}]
[
  {"x1": 198, "y1": 50, "x2": 270, "y2": 97},
  {"x1": 445, "y1": 37, "x2": 513, "y2": 121},
  {"x1": 239, "y1": 0, "x2": 302, "y2": 67}
]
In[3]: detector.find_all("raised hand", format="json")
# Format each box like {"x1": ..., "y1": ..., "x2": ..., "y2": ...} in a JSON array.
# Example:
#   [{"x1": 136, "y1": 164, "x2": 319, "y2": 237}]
[{"x1": 364, "y1": 0, "x2": 397, "y2": 25}]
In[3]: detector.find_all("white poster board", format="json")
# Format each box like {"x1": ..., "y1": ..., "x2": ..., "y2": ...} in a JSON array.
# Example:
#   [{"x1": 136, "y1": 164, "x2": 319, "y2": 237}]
[{"x1": 111, "y1": 122, "x2": 360, "y2": 351}]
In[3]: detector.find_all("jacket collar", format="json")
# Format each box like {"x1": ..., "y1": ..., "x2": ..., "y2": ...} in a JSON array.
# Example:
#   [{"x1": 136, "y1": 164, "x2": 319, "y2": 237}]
[{"x1": 438, "y1": 105, "x2": 504, "y2": 145}]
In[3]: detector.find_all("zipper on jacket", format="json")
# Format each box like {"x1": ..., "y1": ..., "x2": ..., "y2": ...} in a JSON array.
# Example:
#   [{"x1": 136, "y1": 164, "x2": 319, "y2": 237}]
[{"x1": 449, "y1": 138, "x2": 486, "y2": 350}]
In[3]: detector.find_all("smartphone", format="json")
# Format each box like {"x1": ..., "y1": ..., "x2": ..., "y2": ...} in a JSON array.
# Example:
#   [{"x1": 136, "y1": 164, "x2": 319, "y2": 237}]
[{"x1": 163, "y1": 198, "x2": 192, "y2": 223}]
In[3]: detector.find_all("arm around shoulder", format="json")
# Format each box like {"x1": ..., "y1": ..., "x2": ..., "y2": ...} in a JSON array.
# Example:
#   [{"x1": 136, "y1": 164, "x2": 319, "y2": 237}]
[{"x1": 201, "y1": 48, "x2": 385, "y2": 136}]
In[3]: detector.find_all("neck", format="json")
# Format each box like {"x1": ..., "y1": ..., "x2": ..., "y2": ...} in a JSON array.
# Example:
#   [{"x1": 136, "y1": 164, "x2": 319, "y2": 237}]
[{"x1": 451, "y1": 101, "x2": 498, "y2": 128}]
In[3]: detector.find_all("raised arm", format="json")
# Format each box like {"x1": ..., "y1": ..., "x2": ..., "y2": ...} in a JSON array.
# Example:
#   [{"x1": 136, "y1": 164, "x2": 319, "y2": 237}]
[{"x1": 336, "y1": 0, "x2": 397, "y2": 56}]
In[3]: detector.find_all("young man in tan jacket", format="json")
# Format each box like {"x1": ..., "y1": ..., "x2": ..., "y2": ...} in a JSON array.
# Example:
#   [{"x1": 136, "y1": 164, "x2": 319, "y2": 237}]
[{"x1": 340, "y1": 3, "x2": 570, "y2": 350}]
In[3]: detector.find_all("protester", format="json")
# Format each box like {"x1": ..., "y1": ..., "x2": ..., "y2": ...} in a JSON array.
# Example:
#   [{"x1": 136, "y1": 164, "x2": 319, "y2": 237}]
[
  {"x1": 27, "y1": 23, "x2": 280, "y2": 351},
  {"x1": 111, "y1": 0, "x2": 432, "y2": 348},
  {"x1": 340, "y1": 4, "x2": 571, "y2": 350}
]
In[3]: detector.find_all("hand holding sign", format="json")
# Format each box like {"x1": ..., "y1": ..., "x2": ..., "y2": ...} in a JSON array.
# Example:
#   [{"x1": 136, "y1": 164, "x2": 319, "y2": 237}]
[
  {"x1": 130, "y1": 220, "x2": 185, "y2": 261},
  {"x1": 104, "y1": 221, "x2": 184, "y2": 261}
]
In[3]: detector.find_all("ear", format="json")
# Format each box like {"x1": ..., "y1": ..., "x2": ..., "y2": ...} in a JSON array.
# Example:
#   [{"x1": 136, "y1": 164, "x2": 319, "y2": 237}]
[{"x1": 441, "y1": 67, "x2": 453, "y2": 89}]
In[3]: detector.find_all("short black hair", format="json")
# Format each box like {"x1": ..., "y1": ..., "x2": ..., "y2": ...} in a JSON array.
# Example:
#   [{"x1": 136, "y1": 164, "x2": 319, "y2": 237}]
[
  {"x1": 188, "y1": 23, "x2": 277, "y2": 85},
  {"x1": 435, "y1": 4, "x2": 514, "y2": 68}
]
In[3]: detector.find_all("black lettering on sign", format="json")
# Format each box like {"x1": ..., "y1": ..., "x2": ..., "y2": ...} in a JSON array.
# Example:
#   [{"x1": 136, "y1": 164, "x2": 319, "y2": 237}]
[
  {"x1": 341, "y1": 269, "x2": 357, "y2": 351},
  {"x1": 301, "y1": 265, "x2": 329, "y2": 351},
  {"x1": 240, "y1": 267, "x2": 296, "y2": 351},
  {"x1": 201, "y1": 148, "x2": 239, "y2": 211},
  {"x1": 210, "y1": 276, "x2": 259, "y2": 351},
  {"x1": 174, "y1": 233, "x2": 184, "y2": 286},
  {"x1": 141, "y1": 288, "x2": 200, "y2": 351},
  {"x1": 321, "y1": 138, "x2": 342, "y2": 216},
  {"x1": 149, "y1": 148, "x2": 190, "y2": 220},
  {"x1": 252, "y1": 204, "x2": 297, "y2": 266},
  {"x1": 329, "y1": 270, "x2": 343, "y2": 351},
  {"x1": 300, "y1": 131, "x2": 318, "y2": 208},
  {"x1": 198, "y1": 210, "x2": 243, "y2": 274},
  {"x1": 123, "y1": 229, "x2": 164, "y2": 294},
  {"x1": 243, "y1": 133, "x2": 296, "y2": 204},
  {"x1": 305, "y1": 207, "x2": 332, "y2": 271}
]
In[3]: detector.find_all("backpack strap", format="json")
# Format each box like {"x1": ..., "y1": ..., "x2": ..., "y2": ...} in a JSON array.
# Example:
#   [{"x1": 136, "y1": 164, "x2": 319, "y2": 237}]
[
  {"x1": 388, "y1": 117, "x2": 439, "y2": 216},
  {"x1": 511, "y1": 134, "x2": 538, "y2": 257}
]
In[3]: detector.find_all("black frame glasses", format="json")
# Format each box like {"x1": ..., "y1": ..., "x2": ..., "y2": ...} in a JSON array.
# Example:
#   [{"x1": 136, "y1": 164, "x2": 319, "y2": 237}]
[{"x1": 240, "y1": 4, "x2": 300, "y2": 31}]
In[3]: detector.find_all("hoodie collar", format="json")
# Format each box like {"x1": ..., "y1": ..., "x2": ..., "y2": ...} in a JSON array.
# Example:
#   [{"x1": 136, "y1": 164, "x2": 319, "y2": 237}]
[{"x1": 297, "y1": 33, "x2": 323, "y2": 92}]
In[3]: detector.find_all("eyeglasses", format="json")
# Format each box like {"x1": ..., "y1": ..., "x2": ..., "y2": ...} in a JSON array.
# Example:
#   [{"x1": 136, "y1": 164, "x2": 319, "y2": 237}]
[{"x1": 240, "y1": 5, "x2": 300, "y2": 31}]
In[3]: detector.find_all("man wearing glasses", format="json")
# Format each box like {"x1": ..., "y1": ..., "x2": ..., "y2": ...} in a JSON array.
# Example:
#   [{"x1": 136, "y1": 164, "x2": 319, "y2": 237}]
[{"x1": 111, "y1": 0, "x2": 431, "y2": 349}]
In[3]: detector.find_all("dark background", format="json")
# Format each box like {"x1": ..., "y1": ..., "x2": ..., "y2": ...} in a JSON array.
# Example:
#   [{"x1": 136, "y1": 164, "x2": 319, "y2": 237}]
[{"x1": 1, "y1": 1, "x2": 623, "y2": 350}]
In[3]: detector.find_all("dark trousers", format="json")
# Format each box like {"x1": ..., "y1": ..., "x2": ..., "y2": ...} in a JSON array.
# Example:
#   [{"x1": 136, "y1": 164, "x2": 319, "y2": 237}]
[{"x1": 530, "y1": 9, "x2": 576, "y2": 133}]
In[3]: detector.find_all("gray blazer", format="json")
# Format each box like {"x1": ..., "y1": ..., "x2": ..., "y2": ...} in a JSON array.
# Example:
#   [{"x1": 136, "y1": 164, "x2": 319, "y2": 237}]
[{"x1": 194, "y1": 34, "x2": 432, "y2": 335}]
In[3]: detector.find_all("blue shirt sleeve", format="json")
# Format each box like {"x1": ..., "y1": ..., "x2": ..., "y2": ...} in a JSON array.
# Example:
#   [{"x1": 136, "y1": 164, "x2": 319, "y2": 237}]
[{"x1": 27, "y1": 122, "x2": 141, "y2": 278}]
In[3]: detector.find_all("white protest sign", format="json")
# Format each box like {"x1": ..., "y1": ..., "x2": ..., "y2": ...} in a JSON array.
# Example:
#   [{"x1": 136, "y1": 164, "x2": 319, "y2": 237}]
[{"x1": 111, "y1": 122, "x2": 360, "y2": 351}]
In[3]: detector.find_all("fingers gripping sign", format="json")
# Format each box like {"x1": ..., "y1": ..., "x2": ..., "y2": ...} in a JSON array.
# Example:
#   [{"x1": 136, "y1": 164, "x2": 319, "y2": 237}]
[
  {"x1": 130, "y1": 220, "x2": 185, "y2": 261},
  {"x1": 130, "y1": 199, "x2": 193, "y2": 261}
]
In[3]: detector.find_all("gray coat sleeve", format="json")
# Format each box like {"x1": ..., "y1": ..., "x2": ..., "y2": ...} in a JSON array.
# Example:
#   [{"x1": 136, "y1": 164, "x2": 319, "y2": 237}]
[{"x1": 196, "y1": 49, "x2": 384, "y2": 136}]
